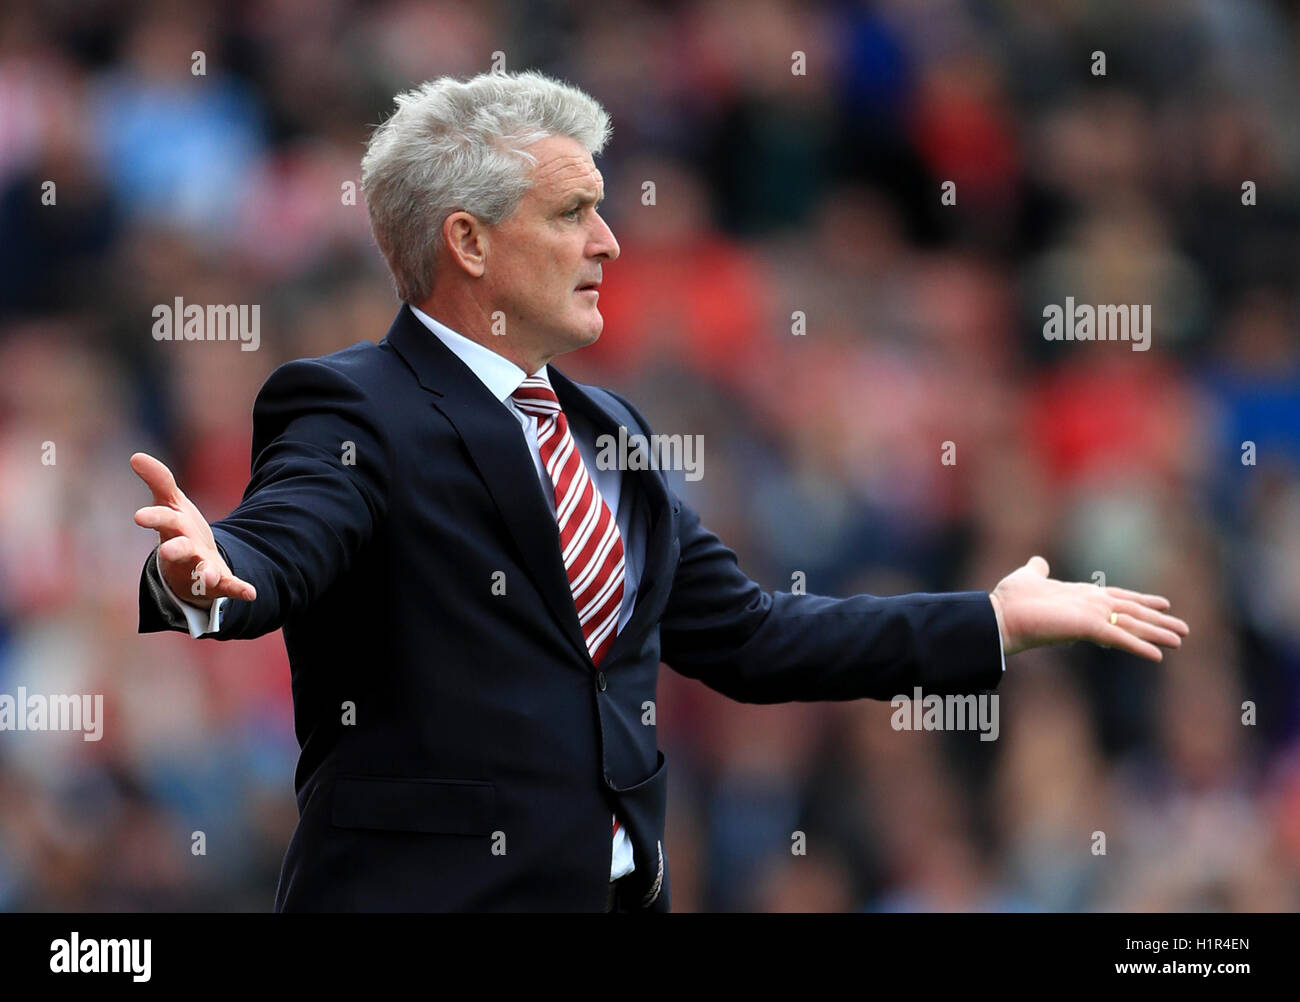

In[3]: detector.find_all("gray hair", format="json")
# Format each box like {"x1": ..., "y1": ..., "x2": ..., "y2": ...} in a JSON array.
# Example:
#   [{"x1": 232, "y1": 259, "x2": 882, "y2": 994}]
[{"x1": 361, "y1": 70, "x2": 613, "y2": 304}]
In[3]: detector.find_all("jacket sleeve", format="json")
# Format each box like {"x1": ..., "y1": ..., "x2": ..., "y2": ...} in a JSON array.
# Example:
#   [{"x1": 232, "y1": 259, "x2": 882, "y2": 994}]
[
  {"x1": 657, "y1": 497, "x2": 1004, "y2": 703},
  {"x1": 594, "y1": 386, "x2": 1004, "y2": 702},
  {"x1": 137, "y1": 357, "x2": 391, "y2": 640}
]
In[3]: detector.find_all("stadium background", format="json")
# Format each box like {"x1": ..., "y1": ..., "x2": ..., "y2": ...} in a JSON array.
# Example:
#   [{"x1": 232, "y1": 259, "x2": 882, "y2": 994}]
[{"x1": 1, "y1": 0, "x2": 1298, "y2": 910}]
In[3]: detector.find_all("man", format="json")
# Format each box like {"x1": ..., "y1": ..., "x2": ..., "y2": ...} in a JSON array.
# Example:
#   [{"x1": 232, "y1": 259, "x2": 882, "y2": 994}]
[{"x1": 131, "y1": 70, "x2": 1188, "y2": 912}]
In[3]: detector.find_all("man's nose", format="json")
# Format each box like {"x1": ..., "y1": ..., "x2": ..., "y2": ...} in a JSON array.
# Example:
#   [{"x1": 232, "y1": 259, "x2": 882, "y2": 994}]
[{"x1": 591, "y1": 212, "x2": 620, "y2": 261}]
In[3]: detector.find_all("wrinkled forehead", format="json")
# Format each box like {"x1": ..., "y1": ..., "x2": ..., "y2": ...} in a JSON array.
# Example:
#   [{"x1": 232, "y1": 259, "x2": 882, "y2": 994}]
[{"x1": 528, "y1": 141, "x2": 604, "y2": 200}]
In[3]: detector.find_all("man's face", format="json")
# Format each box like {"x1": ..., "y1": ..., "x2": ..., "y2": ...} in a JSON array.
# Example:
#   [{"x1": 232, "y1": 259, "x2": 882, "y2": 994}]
[{"x1": 481, "y1": 134, "x2": 620, "y2": 364}]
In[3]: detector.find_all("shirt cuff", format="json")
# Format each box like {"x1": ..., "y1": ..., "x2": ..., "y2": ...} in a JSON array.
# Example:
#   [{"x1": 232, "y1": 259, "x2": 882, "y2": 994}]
[{"x1": 155, "y1": 549, "x2": 227, "y2": 638}]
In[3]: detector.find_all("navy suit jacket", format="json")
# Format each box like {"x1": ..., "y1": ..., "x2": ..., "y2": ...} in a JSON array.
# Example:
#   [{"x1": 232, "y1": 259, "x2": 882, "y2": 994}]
[{"x1": 138, "y1": 304, "x2": 1005, "y2": 911}]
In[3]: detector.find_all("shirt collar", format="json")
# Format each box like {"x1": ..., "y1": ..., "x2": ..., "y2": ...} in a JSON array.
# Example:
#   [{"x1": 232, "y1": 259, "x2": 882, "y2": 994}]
[{"x1": 409, "y1": 304, "x2": 549, "y2": 402}]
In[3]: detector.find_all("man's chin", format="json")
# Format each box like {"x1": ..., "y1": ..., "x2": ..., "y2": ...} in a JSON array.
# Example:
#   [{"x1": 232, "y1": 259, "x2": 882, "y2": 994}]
[{"x1": 563, "y1": 318, "x2": 604, "y2": 351}]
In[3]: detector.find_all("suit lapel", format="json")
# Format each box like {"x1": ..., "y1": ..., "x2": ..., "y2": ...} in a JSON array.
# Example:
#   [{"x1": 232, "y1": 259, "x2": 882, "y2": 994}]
[
  {"x1": 384, "y1": 305, "x2": 676, "y2": 670},
  {"x1": 385, "y1": 307, "x2": 591, "y2": 664}
]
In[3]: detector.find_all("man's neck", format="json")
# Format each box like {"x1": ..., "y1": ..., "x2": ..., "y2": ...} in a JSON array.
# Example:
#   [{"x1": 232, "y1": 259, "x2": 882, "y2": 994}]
[{"x1": 412, "y1": 298, "x2": 552, "y2": 373}]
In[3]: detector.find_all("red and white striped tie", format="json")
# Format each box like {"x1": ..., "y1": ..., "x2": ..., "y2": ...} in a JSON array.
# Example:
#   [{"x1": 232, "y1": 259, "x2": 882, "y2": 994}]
[{"x1": 512, "y1": 375, "x2": 627, "y2": 836}]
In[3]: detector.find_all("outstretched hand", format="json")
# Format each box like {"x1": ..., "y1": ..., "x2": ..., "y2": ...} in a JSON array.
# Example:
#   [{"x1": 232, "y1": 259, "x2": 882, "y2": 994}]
[
  {"x1": 988, "y1": 556, "x2": 1188, "y2": 661},
  {"x1": 131, "y1": 452, "x2": 256, "y2": 609}
]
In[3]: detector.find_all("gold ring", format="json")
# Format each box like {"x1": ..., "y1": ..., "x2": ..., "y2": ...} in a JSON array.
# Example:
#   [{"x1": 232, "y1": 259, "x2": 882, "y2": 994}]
[{"x1": 1109, "y1": 611, "x2": 1119, "y2": 625}]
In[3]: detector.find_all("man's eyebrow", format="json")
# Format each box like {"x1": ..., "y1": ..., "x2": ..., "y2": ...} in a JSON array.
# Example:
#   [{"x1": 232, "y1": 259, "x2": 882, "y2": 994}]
[{"x1": 563, "y1": 189, "x2": 604, "y2": 207}]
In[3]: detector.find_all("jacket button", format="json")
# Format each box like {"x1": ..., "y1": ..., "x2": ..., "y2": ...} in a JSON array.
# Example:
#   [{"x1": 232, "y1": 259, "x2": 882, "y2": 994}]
[{"x1": 596, "y1": 671, "x2": 608, "y2": 691}]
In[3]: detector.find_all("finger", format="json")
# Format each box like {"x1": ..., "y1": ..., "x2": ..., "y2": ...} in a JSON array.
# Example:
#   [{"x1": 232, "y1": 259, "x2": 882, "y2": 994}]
[
  {"x1": 215, "y1": 573, "x2": 257, "y2": 602},
  {"x1": 1113, "y1": 612, "x2": 1183, "y2": 649},
  {"x1": 1097, "y1": 623, "x2": 1163, "y2": 661},
  {"x1": 134, "y1": 505, "x2": 186, "y2": 536},
  {"x1": 1111, "y1": 599, "x2": 1190, "y2": 637},
  {"x1": 158, "y1": 535, "x2": 198, "y2": 564},
  {"x1": 1103, "y1": 585, "x2": 1172, "y2": 611},
  {"x1": 184, "y1": 559, "x2": 218, "y2": 601},
  {"x1": 130, "y1": 453, "x2": 182, "y2": 506},
  {"x1": 184, "y1": 557, "x2": 255, "y2": 602},
  {"x1": 1027, "y1": 555, "x2": 1050, "y2": 577}
]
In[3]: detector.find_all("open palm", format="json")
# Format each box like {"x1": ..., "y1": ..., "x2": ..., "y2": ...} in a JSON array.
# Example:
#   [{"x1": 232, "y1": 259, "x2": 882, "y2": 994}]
[{"x1": 988, "y1": 556, "x2": 1188, "y2": 661}]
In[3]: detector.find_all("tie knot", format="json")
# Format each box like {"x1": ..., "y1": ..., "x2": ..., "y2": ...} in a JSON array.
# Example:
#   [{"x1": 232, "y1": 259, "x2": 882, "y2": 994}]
[{"x1": 511, "y1": 375, "x2": 561, "y2": 415}]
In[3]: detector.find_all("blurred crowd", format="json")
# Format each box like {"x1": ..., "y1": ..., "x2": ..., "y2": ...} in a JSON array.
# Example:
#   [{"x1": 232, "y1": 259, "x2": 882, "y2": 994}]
[{"x1": 1, "y1": 0, "x2": 1298, "y2": 911}]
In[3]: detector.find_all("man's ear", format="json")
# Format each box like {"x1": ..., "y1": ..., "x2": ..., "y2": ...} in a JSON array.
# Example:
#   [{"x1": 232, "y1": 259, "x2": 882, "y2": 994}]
[{"x1": 442, "y1": 211, "x2": 487, "y2": 279}]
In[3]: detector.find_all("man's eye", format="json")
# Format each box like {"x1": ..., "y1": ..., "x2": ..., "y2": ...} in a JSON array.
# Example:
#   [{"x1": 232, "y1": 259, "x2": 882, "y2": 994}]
[{"x1": 564, "y1": 207, "x2": 582, "y2": 219}]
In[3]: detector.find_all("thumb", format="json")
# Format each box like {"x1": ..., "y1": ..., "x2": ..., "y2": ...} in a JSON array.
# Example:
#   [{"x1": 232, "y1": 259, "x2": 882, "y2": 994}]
[
  {"x1": 1026, "y1": 555, "x2": 1050, "y2": 577},
  {"x1": 188, "y1": 559, "x2": 219, "y2": 600}
]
